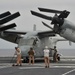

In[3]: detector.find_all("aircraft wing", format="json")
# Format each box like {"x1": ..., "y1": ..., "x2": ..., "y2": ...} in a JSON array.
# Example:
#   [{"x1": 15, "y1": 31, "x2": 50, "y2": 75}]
[
  {"x1": 4, "y1": 30, "x2": 27, "y2": 35},
  {"x1": 38, "y1": 30, "x2": 55, "y2": 38},
  {"x1": 4, "y1": 30, "x2": 55, "y2": 37}
]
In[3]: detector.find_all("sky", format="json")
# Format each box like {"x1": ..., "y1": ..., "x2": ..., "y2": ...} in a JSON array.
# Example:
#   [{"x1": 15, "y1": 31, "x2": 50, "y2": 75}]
[{"x1": 0, "y1": 0, "x2": 75, "y2": 49}]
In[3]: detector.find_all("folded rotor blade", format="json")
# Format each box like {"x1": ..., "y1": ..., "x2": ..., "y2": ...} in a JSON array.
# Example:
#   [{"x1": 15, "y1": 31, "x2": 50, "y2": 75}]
[
  {"x1": 0, "y1": 23, "x2": 16, "y2": 31},
  {"x1": 38, "y1": 8, "x2": 62, "y2": 13},
  {"x1": 58, "y1": 10, "x2": 70, "y2": 18},
  {"x1": 0, "y1": 12, "x2": 20, "y2": 25},
  {"x1": 31, "y1": 10, "x2": 52, "y2": 20},
  {"x1": 0, "y1": 11, "x2": 11, "y2": 19},
  {"x1": 42, "y1": 21, "x2": 53, "y2": 30}
]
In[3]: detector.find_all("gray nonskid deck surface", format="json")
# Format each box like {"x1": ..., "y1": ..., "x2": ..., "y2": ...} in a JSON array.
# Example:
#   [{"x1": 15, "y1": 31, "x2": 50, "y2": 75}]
[{"x1": 0, "y1": 62, "x2": 75, "y2": 75}]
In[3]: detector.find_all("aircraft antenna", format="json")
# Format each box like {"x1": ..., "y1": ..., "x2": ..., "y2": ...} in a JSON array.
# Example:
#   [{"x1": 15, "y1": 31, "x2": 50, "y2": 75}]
[{"x1": 33, "y1": 24, "x2": 36, "y2": 31}]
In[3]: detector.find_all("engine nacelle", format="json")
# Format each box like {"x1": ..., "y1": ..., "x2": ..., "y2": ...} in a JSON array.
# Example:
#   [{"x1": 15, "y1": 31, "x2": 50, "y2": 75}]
[{"x1": 60, "y1": 28, "x2": 75, "y2": 42}]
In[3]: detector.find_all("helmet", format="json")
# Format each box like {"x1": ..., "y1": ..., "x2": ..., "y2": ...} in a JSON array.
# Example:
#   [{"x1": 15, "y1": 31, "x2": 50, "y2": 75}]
[{"x1": 45, "y1": 46, "x2": 48, "y2": 48}]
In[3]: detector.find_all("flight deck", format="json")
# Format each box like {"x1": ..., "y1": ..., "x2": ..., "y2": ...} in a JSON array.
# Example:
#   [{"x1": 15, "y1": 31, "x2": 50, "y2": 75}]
[{"x1": 0, "y1": 60, "x2": 75, "y2": 75}]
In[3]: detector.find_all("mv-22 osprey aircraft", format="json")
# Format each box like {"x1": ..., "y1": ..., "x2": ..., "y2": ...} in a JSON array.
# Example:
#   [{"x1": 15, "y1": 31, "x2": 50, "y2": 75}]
[
  {"x1": 0, "y1": 11, "x2": 66, "y2": 62},
  {"x1": 31, "y1": 8, "x2": 75, "y2": 43}
]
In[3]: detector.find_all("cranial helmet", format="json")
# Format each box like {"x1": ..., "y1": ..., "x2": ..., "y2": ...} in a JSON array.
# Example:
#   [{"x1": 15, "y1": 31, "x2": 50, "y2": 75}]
[{"x1": 45, "y1": 46, "x2": 48, "y2": 48}]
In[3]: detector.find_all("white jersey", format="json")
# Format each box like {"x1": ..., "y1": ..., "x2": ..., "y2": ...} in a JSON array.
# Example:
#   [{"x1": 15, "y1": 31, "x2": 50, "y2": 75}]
[
  {"x1": 43, "y1": 49, "x2": 50, "y2": 57},
  {"x1": 15, "y1": 48, "x2": 21, "y2": 55},
  {"x1": 17, "y1": 50, "x2": 21, "y2": 55}
]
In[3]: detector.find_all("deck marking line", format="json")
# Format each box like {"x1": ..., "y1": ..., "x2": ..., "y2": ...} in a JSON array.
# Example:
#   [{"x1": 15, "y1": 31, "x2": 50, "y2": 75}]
[
  {"x1": 19, "y1": 67, "x2": 44, "y2": 69},
  {"x1": 62, "y1": 69, "x2": 75, "y2": 75}
]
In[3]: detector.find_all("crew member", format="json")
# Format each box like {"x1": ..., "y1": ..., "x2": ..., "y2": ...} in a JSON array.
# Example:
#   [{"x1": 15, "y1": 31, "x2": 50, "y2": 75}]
[
  {"x1": 28, "y1": 47, "x2": 35, "y2": 64},
  {"x1": 43, "y1": 46, "x2": 50, "y2": 68},
  {"x1": 15, "y1": 47, "x2": 22, "y2": 66},
  {"x1": 53, "y1": 46, "x2": 58, "y2": 62}
]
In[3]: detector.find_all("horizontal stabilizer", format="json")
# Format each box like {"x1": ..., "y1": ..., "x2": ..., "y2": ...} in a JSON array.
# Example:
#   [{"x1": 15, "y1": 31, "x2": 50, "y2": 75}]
[
  {"x1": 0, "y1": 12, "x2": 20, "y2": 25},
  {"x1": 38, "y1": 8, "x2": 62, "y2": 13},
  {"x1": 0, "y1": 23, "x2": 16, "y2": 31},
  {"x1": 31, "y1": 10, "x2": 52, "y2": 20},
  {"x1": 4, "y1": 30, "x2": 26, "y2": 35},
  {"x1": 38, "y1": 30, "x2": 55, "y2": 38},
  {"x1": 0, "y1": 11, "x2": 11, "y2": 19}
]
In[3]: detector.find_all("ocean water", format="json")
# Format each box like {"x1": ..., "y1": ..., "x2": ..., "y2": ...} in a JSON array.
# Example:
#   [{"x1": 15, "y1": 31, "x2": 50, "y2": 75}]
[
  {"x1": 58, "y1": 49, "x2": 75, "y2": 57},
  {"x1": 0, "y1": 49, "x2": 15, "y2": 57},
  {"x1": 0, "y1": 49, "x2": 75, "y2": 57}
]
